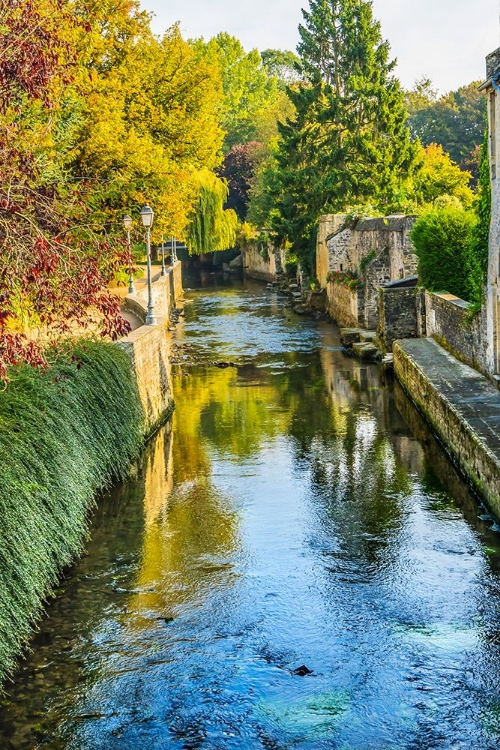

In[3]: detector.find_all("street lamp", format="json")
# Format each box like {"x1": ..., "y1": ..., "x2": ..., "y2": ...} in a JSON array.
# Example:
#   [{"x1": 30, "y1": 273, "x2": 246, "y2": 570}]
[
  {"x1": 140, "y1": 204, "x2": 156, "y2": 325},
  {"x1": 171, "y1": 235, "x2": 177, "y2": 264},
  {"x1": 161, "y1": 234, "x2": 166, "y2": 277},
  {"x1": 123, "y1": 214, "x2": 135, "y2": 294}
]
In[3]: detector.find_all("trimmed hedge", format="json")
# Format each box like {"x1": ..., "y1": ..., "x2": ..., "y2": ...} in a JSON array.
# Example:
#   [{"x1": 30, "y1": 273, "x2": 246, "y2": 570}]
[
  {"x1": 0, "y1": 340, "x2": 144, "y2": 681},
  {"x1": 411, "y1": 204, "x2": 477, "y2": 301}
]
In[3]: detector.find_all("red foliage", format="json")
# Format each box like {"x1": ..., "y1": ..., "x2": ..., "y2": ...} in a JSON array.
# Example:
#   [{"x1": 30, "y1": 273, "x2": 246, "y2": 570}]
[{"x1": 0, "y1": 0, "x2": 132, "y2": 381}]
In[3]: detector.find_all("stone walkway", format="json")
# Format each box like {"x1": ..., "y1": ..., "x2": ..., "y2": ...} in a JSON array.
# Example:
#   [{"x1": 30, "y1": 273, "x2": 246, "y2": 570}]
[
  {"x1": 394, "y1": 338, "x2": 500, "y2": 513},
  {"x1": 400, "y1": 338, "x2": 500, "y2": 453}
]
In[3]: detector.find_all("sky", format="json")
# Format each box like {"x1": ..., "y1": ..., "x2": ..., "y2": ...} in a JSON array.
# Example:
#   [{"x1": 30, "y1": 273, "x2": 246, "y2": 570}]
[{"x1": 141, "y1": 0, "x2": 500, "y2": 93}]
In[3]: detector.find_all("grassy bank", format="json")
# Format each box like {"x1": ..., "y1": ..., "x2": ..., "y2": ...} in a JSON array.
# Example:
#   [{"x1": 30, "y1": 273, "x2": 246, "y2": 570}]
[{"x1": 0, "y1": 340, "x2": 144, "y2": 681}]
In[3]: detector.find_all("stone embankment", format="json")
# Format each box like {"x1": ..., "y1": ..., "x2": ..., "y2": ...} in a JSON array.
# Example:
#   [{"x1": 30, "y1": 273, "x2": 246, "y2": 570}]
[
  {"x1": 119, "y1": 261, "x2": 182, "y2": 436},
  {"x1": 394, "y1": 338, "x2": 500, "y2": 516}
]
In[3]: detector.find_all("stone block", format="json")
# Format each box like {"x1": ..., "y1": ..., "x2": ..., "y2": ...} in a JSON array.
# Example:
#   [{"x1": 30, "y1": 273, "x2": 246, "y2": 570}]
[
  {"x1": 360, "y1": 331, "x2": 377, "y2": 343},
  {"x1": 340, "y1": 328, "x2": 363, "y2": 345},
  {"x1": 352, "y1": 342, "x2": 380, "y2": 361}
]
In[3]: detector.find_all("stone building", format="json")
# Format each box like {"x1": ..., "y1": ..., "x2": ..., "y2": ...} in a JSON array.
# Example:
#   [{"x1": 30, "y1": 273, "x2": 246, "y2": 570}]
[
  {"x1": 480, "y1": 48, "x2": 500, "y2": 378},
  {"x1": 316, "y1": 214, "x2": 418, "y2": 329}
]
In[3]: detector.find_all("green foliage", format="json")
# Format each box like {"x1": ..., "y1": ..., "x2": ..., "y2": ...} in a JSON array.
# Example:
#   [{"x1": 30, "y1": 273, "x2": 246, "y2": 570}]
[
  {"x1": 410, "y1": 143, "x2": 474, "y2": 208},
  {"x1": 468, "y1": 134, "x2": 491, "y2": 302},
  {"x1": 261, "y1": 49, "x2": 302, "y2": 89},
  {"x1": 406, "y1": 79, "x2": 486, "y2": 167},
  {"x1": 201, "y1": 33, "x2": 278, "y2": 150},
  {"x1": 327, "y1": 269, "x2": 364, "y2": 291},
  {"x1": 0, "y1": 340, "x2": 143, "y2": 681},
  {"x1": 411, "y1": 205, "x2": 478, "y2": 301},
  {"x1": 263, "y1": 0, "x2": 417, "y2": 271},
  {"x1": 186, "y1": 170, "x2": 238, "y2": 254}
]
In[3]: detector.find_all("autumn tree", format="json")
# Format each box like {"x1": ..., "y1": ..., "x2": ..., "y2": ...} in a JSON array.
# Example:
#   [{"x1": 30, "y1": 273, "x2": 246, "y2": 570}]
[
  {"x1": 0, "y1": 0, "x2": 132, "y2": 380},
  {"x1": 406, "y1": 79, "x2": 486, "y2": 170}
]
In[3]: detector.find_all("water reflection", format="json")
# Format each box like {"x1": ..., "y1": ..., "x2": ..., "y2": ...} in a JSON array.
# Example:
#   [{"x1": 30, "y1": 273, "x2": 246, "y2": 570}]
[{"x1": 1, "y1": 281, "x2": 500, "y2": 749}]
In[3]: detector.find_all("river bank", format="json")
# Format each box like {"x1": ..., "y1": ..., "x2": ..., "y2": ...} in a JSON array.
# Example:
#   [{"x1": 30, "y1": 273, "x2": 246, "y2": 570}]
[
  {"x1": 0, "y1": 262, "x2": 183, "y2": 685},
  {"x1": 2, "y1": 278, "x2": 500, "y2": 749}
]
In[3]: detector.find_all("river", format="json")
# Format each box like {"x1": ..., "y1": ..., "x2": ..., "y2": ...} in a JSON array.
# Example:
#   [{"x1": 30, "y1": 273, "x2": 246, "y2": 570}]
[{"x1": 1, "y1": 276, "x2": 500, "y2": 749}]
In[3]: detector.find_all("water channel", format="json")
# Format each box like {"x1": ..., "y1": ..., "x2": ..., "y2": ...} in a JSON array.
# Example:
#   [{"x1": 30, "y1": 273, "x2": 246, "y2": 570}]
[{"x1": 2, "y1": 276, "x2": 500, "y2": 749}]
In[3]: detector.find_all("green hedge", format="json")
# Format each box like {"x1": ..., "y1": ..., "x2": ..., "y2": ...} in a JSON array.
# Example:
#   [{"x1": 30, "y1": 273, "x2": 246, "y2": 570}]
[
  {"x1": 0, "y1": 340, "x2": 144, "y2": 681},
  {"x1": 411, "y1": 204, "x2": 477, "y2": 301}
]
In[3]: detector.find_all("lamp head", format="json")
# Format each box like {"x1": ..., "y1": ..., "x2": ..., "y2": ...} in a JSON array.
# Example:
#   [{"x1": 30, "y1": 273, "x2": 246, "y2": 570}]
[
  {"x1": 140, "y1": 204, "x2": 154, "y2": 229},
  {"x1": 123, "y1": 214, "x2": 133, "y2": 231}
]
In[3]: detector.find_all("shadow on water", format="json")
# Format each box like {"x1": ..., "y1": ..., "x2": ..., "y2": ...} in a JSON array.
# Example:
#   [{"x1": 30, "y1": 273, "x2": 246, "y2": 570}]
[{"x1": 2, "y1": 280, "x2": 500, "y2": 748}]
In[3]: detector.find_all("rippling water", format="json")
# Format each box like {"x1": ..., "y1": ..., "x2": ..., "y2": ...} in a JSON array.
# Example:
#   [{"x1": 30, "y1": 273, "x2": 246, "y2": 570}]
[{"x1": 2, "y1": 275, "x2": 500, "y2": 749}]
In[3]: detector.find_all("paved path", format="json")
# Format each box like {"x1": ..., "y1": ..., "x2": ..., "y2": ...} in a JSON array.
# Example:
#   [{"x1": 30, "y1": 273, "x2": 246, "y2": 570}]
[
  {"x1": 394, "y1": 338, "x2": 500, "y2": 513},
  {"x1": 398, "y1": 338, "x2": 500, "y2": 455}
]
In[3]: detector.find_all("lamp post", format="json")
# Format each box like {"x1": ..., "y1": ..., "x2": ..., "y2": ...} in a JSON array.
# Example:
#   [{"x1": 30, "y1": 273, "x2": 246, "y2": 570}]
[
  {"x1": 140, "y1": 204, "x2": 156, "y2": 325},
  {"x1": 171, "y1": 235, "x2": 177, "y2": 264},
  {"x1": 123, "y1": 214, "x2": 136, "y2": 294},
  {"x1": 161, "y1": 234, "x2": 166, "y2": 276}
]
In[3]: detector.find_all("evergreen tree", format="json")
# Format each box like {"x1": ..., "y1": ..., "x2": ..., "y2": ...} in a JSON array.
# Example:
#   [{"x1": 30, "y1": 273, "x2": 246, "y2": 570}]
[{"x1": 268, "y1": 0, "x2": 417, "y2": 273}]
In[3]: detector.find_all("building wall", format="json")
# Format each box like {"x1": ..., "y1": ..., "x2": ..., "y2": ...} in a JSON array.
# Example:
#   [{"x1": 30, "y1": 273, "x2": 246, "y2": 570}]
[
  {"x1": 316, "y1": 214, "x2": 346, "y2": 287},
  {"x1": 319, "y1": 214, "x2": 418, "y2": 329},
  {"x1": 486, "y1": 50, "x2": 500, "y2": 376}
]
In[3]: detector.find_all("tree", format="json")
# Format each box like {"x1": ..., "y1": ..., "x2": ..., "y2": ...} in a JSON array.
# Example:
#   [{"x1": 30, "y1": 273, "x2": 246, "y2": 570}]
[
  {"x1": 410, "y1": 143, "x2": 474, "y2": 207},
  {"x1": 218, "y1": 142, "x2": 261, "y2": 220},
  {"x1": 265, "y1": 0, "x2": 417, "y2": 273},
  {"x1": 186, "y1": 170, "x2": 238, "y2": 254},
  {"x1": 0, "y1": 0, "x2": 131, "y2": 380},
  {"x1": 200, "y1": 34, "x2": 279, "y2": 150},
  {"x1": 261, "y1": 49, "x2": 302, "y2": 89},
  {"x1": 411, "y1": 205, "x2": 477, "y2": 301},
  {"x1": 407, "y1": 80, "x2": 486, "y2": 167}
]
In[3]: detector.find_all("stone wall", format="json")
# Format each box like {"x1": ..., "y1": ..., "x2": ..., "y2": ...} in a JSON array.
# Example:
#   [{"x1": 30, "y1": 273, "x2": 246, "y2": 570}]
[
  {"x1": 318, "y1": 214, "x2": 417, "y2": 329},
  {"x1": 123, "y1": 261, "x2": 182, "y2": 323},
  {"x1": 118, "y1": 324, "x2": 173, "y2": 438},
  {"x1": 242, "y1": 243, "x2": 285, "y2": 282},
  {"x1": 425, "y1": 292, "x2": 489, "y2": 376},
  {"x1": 118, "y1": 260, "x2": 182, "y2": 436},
  {"x1": 394, "y1": 338, "x2": 500, "y2": 518},
  {"x1": 323, "y1": 215, "x2": 417, "y2": 283},
  {"x1": 326, "y1": 281, "x2": 362, "y2": 328},
  {"x1": 378, "y1": 287, "x2": 423, "y2": 352},
  {"x1": 316, "y1": 214, "x2": 346, "y2": 287}
]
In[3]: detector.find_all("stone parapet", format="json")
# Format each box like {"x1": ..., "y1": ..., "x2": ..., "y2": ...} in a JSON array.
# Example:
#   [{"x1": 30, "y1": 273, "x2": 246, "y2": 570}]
[
  {"x1": 394, "y1": 338, "x2": 500, "y2": 517},
  {"x1": 326, "y1": 281, "x2": 362, "y2": 328}
]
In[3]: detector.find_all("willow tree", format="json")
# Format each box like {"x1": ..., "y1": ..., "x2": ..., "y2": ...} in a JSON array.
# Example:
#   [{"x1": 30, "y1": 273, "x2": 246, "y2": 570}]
[
  {"x1": 268, "y1": 0, "x2": 417, "y2": 273},
  {"x1": 186, "y1": 170, "x2": 238, "y2": 254}
]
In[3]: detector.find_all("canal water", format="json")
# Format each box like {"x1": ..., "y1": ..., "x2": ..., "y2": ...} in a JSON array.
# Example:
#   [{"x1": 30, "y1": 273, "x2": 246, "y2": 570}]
[{"x1": 2, "y1": 277, "x2": 500, "y2": 749}]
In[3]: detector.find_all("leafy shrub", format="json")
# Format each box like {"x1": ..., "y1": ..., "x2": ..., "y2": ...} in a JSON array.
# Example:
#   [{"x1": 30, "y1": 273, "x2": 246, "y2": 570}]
[
  {"x1": 411, "y1": 205, "x2": 477, "y2": 300},
  {"x1": 0, "y1": 340, "x2": 143, "y2": 681}
]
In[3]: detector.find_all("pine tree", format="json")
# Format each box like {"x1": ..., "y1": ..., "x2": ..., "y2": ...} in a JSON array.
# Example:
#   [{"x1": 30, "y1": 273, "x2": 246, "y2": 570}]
[{"x1": 269, "y1": 0, "x2": 417, "y2": 273}]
